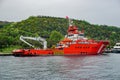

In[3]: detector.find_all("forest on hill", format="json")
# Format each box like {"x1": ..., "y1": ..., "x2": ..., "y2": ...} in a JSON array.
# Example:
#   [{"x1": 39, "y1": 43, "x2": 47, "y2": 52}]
[{"x1": 0, "y1": 16, "x2": 120, "y2": 52}]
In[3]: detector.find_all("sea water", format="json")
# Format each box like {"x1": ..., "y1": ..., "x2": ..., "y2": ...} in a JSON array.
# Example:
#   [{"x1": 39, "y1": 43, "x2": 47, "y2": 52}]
[{"x1": 0, "y1": 53, "x2": 120, "y2": 80}]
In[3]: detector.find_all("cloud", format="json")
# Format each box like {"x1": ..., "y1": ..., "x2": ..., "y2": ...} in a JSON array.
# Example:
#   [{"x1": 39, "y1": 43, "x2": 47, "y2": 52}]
[{"x1": 0, "y1": 0, "x2": 120, "y2": 27}]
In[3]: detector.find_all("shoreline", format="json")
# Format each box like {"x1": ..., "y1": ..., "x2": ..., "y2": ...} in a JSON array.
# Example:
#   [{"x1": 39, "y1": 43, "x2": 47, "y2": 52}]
[{"x1": 0, "y1": 53, "x2": 12, "y2": 56}]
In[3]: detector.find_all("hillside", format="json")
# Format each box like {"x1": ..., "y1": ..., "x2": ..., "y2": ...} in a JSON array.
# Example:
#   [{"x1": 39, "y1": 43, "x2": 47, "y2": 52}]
[
  {"x1": 0, "y1": 16, "x2": 120, "y2": 52},
  {"x1": 0, "y1": 21, "x2": 11, "y2": 28}
]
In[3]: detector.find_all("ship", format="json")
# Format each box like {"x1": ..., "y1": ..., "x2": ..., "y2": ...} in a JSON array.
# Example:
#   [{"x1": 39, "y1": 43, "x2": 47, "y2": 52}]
[
  {"x1": 12, "y1": 17, "x2": 109, "y2": 56},
  {"x1": 112, "y1": 42, "x2": 120, "y2": 53}
]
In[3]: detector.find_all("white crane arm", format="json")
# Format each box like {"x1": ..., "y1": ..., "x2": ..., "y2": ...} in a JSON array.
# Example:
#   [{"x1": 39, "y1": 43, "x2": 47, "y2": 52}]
[{"x1": 20, "y1": 35, "x2": 47, "y2": 49}]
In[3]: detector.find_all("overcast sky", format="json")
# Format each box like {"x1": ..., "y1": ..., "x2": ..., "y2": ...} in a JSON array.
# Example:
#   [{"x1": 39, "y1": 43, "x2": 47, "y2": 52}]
[{"x1": 0, "y1": 0, "x2": 120, "y2": 27}]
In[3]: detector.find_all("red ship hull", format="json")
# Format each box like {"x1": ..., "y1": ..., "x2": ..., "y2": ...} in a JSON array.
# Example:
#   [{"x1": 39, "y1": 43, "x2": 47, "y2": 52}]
[
  {"x1": 63, "y1": 41, "x2": 108, "y2": 55},
  {"x1": 12, "y1": 41, "x2": 109, "y2": 56}
]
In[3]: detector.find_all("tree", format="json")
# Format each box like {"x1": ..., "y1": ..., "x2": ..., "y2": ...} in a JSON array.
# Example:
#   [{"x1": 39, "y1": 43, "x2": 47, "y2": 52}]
[{"x1": 48, "y1": 30, "x2": 63, "y2": 46}]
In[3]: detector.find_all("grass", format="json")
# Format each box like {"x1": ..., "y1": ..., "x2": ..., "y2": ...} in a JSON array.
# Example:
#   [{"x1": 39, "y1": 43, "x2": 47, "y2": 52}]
[{"x1": 0, "y1": 46, "x2": 22, "y2": 54}]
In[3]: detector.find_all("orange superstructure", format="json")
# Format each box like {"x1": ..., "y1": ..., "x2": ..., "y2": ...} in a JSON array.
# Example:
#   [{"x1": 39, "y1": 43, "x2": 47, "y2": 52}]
[{"x1": 12, "y1": 17, "x2": 109, "y2": 56}]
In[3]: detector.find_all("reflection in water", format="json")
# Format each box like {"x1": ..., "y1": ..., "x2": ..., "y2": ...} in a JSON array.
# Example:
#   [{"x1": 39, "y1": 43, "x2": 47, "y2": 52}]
[{"x1": 0, "y1": 53, "x2": 120, "y2": 80}]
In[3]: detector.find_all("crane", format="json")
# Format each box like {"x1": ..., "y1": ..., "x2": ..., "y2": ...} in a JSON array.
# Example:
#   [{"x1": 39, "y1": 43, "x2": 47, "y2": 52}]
[{"x1": 20, "y1": 35, "x2": 47, "y2": 49}]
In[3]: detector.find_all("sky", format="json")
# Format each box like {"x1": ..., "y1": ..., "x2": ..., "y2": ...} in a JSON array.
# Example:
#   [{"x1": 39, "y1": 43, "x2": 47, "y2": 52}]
[{"x1": 0, "y1": 0, "x2": 120, "y2": 27}]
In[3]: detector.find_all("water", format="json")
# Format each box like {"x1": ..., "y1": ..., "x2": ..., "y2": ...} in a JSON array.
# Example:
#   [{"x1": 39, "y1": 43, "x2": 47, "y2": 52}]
[{"x1": 0, "y1": 53, "x2": 120, "y2": 80}]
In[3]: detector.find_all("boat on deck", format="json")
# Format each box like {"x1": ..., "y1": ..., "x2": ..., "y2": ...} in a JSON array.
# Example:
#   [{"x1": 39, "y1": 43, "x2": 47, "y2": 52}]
[{"x1": 12, "y1": 17, "x2": 109, "y2": 56}]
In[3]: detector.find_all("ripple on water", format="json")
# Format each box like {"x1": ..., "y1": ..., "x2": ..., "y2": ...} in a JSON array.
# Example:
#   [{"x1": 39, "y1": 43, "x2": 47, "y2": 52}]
[{"x1": 0, "y1": 53, "x2": 120, "y2": 80}]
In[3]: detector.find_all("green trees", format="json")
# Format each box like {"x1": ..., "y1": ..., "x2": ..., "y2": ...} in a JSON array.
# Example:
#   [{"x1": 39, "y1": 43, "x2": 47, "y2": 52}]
[{"x1": 49, "y1": 30, "x2": 63, "y2": 46}]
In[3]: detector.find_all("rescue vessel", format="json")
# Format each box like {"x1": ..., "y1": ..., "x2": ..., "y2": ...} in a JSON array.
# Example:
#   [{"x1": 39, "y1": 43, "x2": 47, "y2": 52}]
[{"x1": 12, "y1": 17, "x2": 109, "y2": 56}]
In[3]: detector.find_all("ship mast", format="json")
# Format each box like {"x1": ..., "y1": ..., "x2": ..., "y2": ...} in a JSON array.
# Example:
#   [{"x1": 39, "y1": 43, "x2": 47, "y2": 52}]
[{"x1": 66, "y1": 16, "x2": 73, "y2": 26}]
